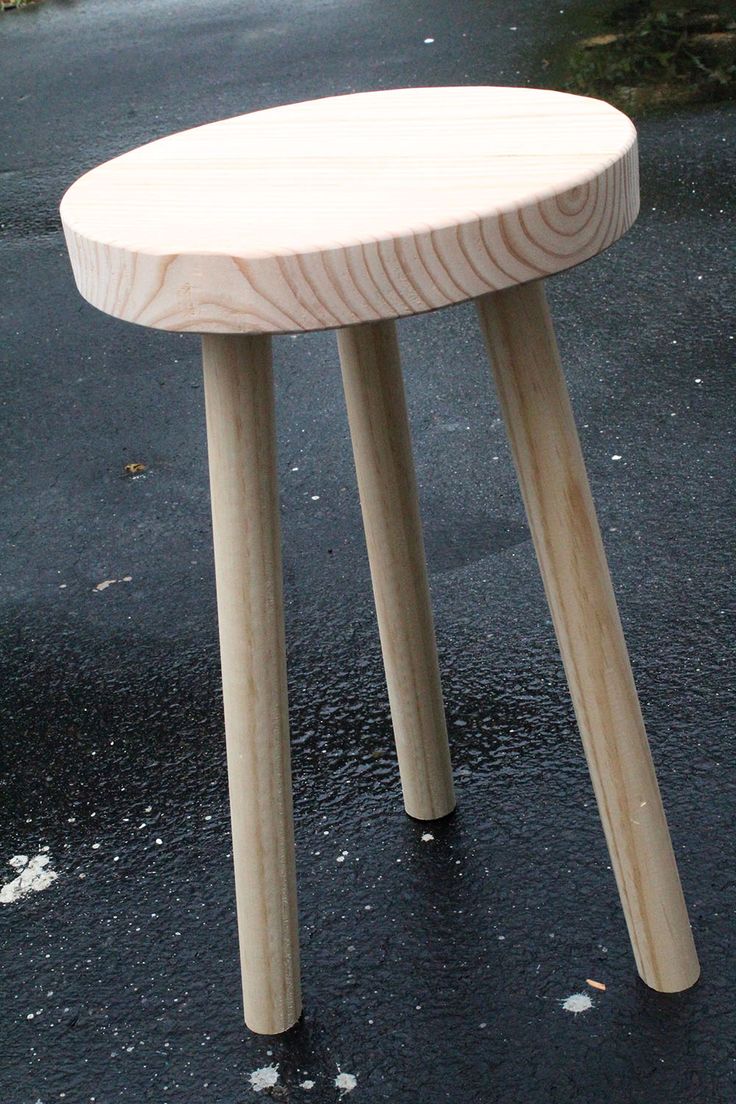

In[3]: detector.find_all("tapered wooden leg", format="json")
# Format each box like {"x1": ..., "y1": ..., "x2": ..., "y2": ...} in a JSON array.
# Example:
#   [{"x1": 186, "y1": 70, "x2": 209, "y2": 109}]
[
  {"x1": 202, "y1": 333, "x2": 301, "y2": 1034},
  {"x1": 477, "y1": 281, "x2": 699, "y2": 993},
  {"x1": 337, "y1": 320, "x2": 455, "y2": 821}
]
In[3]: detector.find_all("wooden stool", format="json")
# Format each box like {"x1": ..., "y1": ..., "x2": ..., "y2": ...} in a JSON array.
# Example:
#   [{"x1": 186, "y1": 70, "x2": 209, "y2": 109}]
[{"x1": 60, "y1": 87, "x2": 699, "y2": 1034}]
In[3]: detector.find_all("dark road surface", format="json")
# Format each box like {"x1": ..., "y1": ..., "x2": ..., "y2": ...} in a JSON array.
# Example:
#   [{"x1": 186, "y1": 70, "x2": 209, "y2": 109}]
[{"x1": 1, "y1": 2, "x2": 735, "y2": 1102}]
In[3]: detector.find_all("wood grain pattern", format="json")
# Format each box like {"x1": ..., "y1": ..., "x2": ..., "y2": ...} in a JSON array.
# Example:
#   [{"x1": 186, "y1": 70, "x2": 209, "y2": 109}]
[
  {"x1": 61, "y1": 87, "x2": 638, "y2": 334},
  {"x1": 338, "y1": 320, "x2": 455, "y2": 820},
  {"x1": 202, "y1": 333, "x2": 301, "y2": 1033},
  {"x1": 477, "y1": 281, "x2": 699, "y2": 993}
]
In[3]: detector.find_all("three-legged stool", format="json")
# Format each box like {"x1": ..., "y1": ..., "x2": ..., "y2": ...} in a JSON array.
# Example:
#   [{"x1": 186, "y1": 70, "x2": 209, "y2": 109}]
[{"x1": 60, "y1": 86, "x2": 700, "y2": 1034}]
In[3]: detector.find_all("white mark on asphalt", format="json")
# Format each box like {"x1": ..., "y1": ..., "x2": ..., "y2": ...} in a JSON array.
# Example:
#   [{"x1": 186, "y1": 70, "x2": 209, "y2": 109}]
[
  {"x1": 299, "y1": 1080, "x2": 315, "y2": 1090},
  {"x1": 94, "y1": 575, "x2": 133, "y2": 592},
  {"x1": 421, "y1": 832, "x2": 434, "y2": 842},
  {"x1": 1, "y1": 854, "x2": 59, "y2": 904},
  {"x1": 249, "y1": 1064, "x2": 279, "y2": 1092},
  {"x1": 562, "y1": 992, "x2": 593, "y2": 1015},
  {"x1": 335, "y1": 1070, "x2": 358, "y2": 1096}
]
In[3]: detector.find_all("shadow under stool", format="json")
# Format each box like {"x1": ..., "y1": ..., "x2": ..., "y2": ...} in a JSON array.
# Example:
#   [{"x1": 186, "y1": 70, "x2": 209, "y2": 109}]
[{"x1": 60, "y1": 86, "x2": 700, "y2": 1034}]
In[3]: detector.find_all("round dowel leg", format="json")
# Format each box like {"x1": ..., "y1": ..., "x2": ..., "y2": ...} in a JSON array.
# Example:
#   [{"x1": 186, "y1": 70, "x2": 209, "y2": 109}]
[
  {"x1": 477, "y1": 281, "x2": 700, "y2": 993},
  {"x1": 202, "y1": 334, "x2": 301, "y2": 1033},
  {"x1": 337, "y1": 320, "x2": 455, "y2": 821}
]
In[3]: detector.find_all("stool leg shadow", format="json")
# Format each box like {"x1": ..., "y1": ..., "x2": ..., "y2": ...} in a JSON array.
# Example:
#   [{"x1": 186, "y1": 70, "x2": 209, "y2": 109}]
[
  {"x1": 476, "y1": 280, "x2": 700, "y2": 993},
  {"x1": 337, "y1": 320, "x2": 456, "y2": 821},
  {"x1": 202, "y1": 333, "x2": 301, "y2": 1033}
]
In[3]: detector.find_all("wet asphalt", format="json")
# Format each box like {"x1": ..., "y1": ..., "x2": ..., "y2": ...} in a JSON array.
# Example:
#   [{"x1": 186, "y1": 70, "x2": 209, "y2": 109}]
[{"x1": 1, "y1": 1, "x2": 735, "y2": 1102}]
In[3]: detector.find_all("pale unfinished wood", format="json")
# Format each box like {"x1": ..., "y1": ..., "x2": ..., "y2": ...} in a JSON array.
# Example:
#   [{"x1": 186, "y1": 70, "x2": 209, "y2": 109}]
[
  {"x1": 61, "y1": 86, "x2": 638, "y2": 334},
  {"x1": 476, "y1": 281, "x2": 699, "y2": 993},
  {"x1": 338, "y1": 320, "x2": 455, "y2": 820},
  {"x1": 202, "y1": 333, "x2": 301, "y2": 1033}
]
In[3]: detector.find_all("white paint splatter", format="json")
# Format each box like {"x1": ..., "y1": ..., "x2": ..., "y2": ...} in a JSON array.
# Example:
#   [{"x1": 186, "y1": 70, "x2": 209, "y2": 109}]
[
  {"x1": 1, "y1": 854, "x2": 59, "y2": 904},
  {"x1": 249, "y1": 1064, "x2": 279, "y2": 1092},
  {"x1": 562, "y1": 992, "x2": 593, "y2": 1015},
  {"x1": 335, "y1": 1070, "x2": 358, "y2": 1096},
  {"x1": 611, "y1": 454, "x2": 622, "y2": 461},
  {"x1": 424, "y1": 36, "x2": 434, "y2": 43},
  {"x1": 421, "y1": 832, "x2": 434, "y2": 842},
  {"x1": 299, "y1": 1080, "x2": 315, "y2": 1090},
  {"x1": 93, "y1": 575, "x2": 133, "y2": 592}
]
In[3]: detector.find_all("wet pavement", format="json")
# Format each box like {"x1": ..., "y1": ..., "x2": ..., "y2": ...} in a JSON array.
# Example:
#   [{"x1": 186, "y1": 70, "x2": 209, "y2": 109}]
[{"x1": 1, "y1": 1, "x2": 735, "y2": 1102}]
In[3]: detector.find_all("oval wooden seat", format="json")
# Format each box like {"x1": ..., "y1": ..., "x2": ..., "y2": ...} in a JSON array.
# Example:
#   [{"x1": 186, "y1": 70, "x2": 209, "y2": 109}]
[{"x1": 60, "y1": 86, "x2": 638, "y2": 334}]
